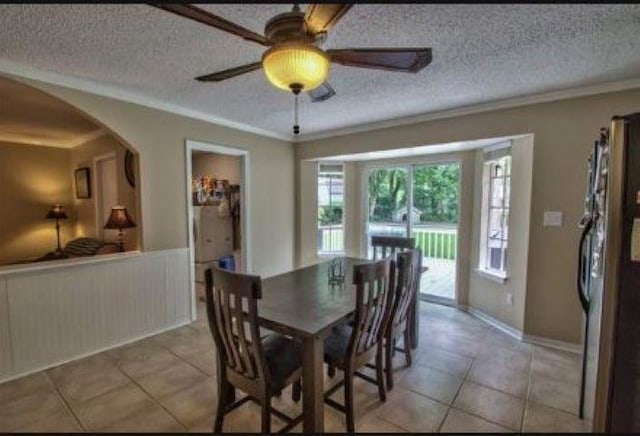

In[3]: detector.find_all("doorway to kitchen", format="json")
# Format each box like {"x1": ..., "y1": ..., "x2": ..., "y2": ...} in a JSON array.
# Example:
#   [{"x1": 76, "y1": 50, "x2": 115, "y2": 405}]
[
  {"x1": 185, "y1": 140, "x2": 250, "y2": 321},
  {"x1": 365, "y1": 161, "x2": 460, "y2": 304}
]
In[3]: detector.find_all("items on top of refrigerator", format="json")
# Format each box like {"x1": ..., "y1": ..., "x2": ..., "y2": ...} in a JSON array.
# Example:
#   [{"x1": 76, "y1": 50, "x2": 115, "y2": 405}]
[{"x1": 192, "y1": 175, "x2": 231, "y2": 206}]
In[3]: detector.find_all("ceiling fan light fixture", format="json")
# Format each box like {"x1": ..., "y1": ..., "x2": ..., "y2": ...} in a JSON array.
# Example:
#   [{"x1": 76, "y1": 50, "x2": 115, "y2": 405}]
[{"x1": 262, "y1": 42, "x2": 330, "y2": 92}]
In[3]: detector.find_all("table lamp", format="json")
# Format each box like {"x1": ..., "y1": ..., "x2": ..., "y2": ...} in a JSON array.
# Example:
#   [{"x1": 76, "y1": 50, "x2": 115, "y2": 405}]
[
  {"x1": 104, "y1": 206, "x2": 136, "y2": 252},
  {"x1": 45, "y1": 204, "x2": 68, "y2": 254}
]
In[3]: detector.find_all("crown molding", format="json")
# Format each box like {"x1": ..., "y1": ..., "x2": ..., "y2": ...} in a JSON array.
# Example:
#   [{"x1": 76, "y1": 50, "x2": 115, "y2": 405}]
[
  {"x1": 67, "y1": 128, "x2": 108, "y2": 148},
  {"x1": 295, "y1": 77, "x2": 640, "y2": 143},
  {"x1": 0, "y1": 129, "x2": 104, "y2": 149},
  {"x1": 0, "y1": 59, "x2": 292, "y2": 143},
  {"x1": 2, "y1": 58, "x2": 638, "y2": 146}
]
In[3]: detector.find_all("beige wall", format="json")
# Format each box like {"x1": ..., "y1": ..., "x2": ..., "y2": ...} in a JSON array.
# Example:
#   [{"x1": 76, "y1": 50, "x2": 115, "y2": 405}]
[
  {"x1": 296, "y1": 88, "x2": 640, "y2": 344},
  {"x1": 71, "y1": 134, "x2": 140, "y2": 251},
  {"x1": 8, "y1": 74, "x2": 295, "y2": 278},
  {"x1": 468, "y1": 137, "x2": 533, "y2": 331},
  {"x1": 0, "y1": 142, "x2": 74, "y2": 264},
  {"x1": 192, "y1": 152, "x2": 241, "y2": 185}
]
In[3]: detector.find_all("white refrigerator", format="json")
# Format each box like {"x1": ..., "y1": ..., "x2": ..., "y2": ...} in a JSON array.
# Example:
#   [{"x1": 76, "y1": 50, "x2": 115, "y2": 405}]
[{"x1": 193, "y1": 205, "x2": 234, "y2": 282}]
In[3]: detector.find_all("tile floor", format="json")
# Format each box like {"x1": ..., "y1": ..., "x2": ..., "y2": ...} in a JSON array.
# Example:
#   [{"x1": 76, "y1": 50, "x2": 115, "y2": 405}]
[{"x1": 0, "y1": 302, "x2": 589, "y2": 433}]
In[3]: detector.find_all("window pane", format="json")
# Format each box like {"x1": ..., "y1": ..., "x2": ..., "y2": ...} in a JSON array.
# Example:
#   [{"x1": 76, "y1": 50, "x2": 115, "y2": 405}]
[
  {"x1": 504, "y1": 177, "x2": 511, "y2": 208},
  {"x1": 318, "y1": 165, "x2": 344, "y2": 253},
  {"x1": 490, "y1": 177, "x2": 504, "y2": 207},
  {"x1": 488, "y1": 208, "x2": 504, "y2": 239},
  {"x1": 505, "y1": 156, "x2": 511, "y2": 175},
  {"x1": 502, "y1": 209, "x2": 509, "y2": 240}
]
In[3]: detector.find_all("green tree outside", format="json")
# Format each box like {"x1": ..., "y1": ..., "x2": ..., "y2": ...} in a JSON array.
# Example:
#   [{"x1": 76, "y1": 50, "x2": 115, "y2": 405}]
[{"x1": 368, "y1": 164, "x2": 459, "y2": 224}]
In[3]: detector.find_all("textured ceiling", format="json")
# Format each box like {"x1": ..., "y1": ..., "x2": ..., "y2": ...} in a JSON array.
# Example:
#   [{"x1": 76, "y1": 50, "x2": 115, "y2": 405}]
[
  {"x1": 0, "y1": 76, "x2": 100, "y2": 148},
  {"x1": 0, "y1": 4, "x2": 639, "y2": 141}
]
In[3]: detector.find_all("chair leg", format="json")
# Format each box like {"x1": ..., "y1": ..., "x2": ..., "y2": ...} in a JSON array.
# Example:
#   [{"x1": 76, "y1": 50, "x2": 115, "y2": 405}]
[
  {"x1": 344, "y1": 372, "x2": 355, "y2": 433},
  {"x1": 261, "y1": 395, "x2": 271, "y2": 434},
  {"x1": 385, "y1": 337, "x2": 394, "y2": 390},
  {"x1": 292, "y1": 379, "x2": 302, "y2": 403},
  {"x1": 376, "y1": 344, "x2": 386, "y2": 402},
  {"x1": 404, "y1": 328, "x2": 413, "y2": 367},
  {"x1": 392, "y1": 337, "x2": 397, "y2": 358},
  {"x1": 214, "y1": 378, "x2": 228, "y2": 432}
]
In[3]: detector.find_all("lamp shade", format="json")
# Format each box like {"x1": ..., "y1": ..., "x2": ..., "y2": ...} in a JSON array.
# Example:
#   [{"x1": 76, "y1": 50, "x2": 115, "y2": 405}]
[
  {"x1": 104, "y1": 206, "x2": 136, "y2": 230},
  {"x1": 262, "y1": 42, "x2": 330, "y2": 92},
  {"x1": 45, "y1": 204, "x2": 68, "y2": 220}
]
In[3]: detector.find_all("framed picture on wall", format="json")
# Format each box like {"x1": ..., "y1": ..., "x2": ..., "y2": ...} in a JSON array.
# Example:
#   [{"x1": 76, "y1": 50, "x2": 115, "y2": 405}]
[{"x1": 75, "y1": 167, "x2": 91, "y2": 199}]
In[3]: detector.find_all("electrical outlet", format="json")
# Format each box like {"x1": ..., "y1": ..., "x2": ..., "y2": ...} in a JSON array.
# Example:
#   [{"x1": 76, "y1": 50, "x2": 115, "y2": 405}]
[{"x1": 506, "y1": 293, "x2": 514, "y2": 306}]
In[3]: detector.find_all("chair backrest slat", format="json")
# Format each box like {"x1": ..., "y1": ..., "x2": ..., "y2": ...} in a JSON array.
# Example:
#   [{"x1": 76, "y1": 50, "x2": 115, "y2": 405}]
[
  {"x1": 371, "y1": 236, "x2": 415, "y2": 261},
  {"x1": 205, "y1": 266, "x2": 266, "y2": 383},
  {"x1": 349, "y1": 258, "x2": 394, "y2": 359},
  {"x1": 391, "y1": 249, "x2": 421, "y2": 332}
]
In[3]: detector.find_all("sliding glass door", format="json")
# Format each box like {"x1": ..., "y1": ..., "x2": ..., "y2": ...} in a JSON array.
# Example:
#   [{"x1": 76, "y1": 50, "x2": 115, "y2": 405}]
[
  {"x1": 366, "y1": 167, "x2": 409, "y2": 258},
  {"x1": 411, "y1": 163, "x2": 459, "y2": 302},
  {"x1": 366, "y1": 162, "x2": 460, "y2": 303}
]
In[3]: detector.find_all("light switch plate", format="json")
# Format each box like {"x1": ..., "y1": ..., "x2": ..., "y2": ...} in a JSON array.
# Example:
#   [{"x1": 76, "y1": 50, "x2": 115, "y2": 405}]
[{"x1": 543, "y1": 211, "x2": 563, "y2": 227}]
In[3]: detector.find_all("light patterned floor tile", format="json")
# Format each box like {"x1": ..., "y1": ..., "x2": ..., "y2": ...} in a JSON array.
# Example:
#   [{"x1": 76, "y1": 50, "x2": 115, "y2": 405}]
[
  {"x1": 439, "y1": 408, "x2": 513, "y2": 433},
  {"x1": 522, "y1": 401, "x2": 588, "y2": 433},
  {"x1": 376, "y1": 388, "x2": 448, "y2": 433},
  {"x1": 453, "y1": 381, "x2": 524, "y2": 431},
  {"x1": 399, "y1": 365, "x2": 463, "y2": 404}
]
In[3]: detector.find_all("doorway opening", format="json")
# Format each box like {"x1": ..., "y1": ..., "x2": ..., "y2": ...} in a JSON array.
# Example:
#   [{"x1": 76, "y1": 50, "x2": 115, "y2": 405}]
[
  {"x1": 365, "y1": 162, "x2": 460, "y2": 304},
  {"x1": 185, "y1": 140, "x2": 250, "y2": 321}
]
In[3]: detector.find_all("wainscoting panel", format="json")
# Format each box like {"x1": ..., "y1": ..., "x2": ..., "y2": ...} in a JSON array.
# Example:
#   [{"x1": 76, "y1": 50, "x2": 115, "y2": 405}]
[
  {"x1": 0, "y1": 279, "x2": 12, "y2": 376},
  {"x1": 0, "y1": 248, "x2": 190, "y2": 382}
]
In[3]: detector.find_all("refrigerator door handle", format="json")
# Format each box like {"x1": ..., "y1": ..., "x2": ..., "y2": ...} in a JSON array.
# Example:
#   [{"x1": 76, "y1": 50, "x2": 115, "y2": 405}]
[{"x1": 577, "y1": 217, "x2": 594, "y2": 313}]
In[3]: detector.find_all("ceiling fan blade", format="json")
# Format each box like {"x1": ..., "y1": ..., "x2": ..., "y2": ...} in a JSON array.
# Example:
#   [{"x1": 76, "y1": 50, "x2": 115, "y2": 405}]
[
  {"x1": 150, "y1": 4, "x2": 271, "y2": 46},
  {"x1": 327, "y1": 48, "x2": 432, "y2": 73},
  {"x1": 309, "y1": 82, "x2": 336, "y2": 103},
  {"x1": 195, "y1": 62, "x2": 262, "y2": 82},
  {"x1": 304, "y1": 4, "x2": 353, "y2": 34}
]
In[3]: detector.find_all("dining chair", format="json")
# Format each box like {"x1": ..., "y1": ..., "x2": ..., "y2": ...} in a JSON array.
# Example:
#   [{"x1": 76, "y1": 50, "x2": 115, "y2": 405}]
[
  {"x1": 384, "y1": 249, "x2": 420, "y2": 390},
  {"x1": 370, "y1": 235, "x2": 425, "y2": 350},
  {"x1": 323, "y1": 258, "x2": 395, "y2": 432},
  {"x1": 204, "y1": 266, "x2": 303, "y2": 433}
]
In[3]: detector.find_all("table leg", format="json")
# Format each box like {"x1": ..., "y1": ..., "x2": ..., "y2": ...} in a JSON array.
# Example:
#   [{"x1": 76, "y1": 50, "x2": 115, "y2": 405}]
[{"x1": 302, "y1": 335, "x2": 324, "y2": 433}]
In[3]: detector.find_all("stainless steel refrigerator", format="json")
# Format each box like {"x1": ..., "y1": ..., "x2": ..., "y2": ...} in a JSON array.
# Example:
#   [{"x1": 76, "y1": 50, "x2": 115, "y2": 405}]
[{"x1": 578, "y1": 113, "x2": 640, "y2": 432}]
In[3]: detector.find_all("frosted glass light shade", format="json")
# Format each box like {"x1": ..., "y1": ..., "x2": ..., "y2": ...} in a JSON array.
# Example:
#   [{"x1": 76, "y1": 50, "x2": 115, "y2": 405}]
[{"x1": 262, "y1": 42, "x2": 330, "y2": 92}]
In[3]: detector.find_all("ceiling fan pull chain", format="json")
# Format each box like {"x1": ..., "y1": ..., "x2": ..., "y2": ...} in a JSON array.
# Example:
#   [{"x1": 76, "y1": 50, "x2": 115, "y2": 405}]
[{"x1": 293, "y1": 93, "x2": 300, "y2": 135}]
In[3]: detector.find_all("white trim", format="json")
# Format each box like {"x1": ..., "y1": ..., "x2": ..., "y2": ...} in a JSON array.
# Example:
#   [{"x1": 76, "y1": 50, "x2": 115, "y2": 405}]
[
  {"x1": 67, "y1": 128, "x2": 108, "y2": 148},
  {"x1": 461, "y1": 305, "x2": 582, "y2": 354},
  {"x1": 462, "y1": 305, "x2": 524, "y2": 341},
  {"x1": 184, "y1": 140, "x2": 251, "y2": 322},
  {"x1": 0, "y1": 250, "x2": 143, "y2": 277},
  {"x1": 92, "y1": 152, "x2": 117, "y2": 241},
  {"x1": 0, "y1": 61, "x2": 291, "y2": 142},
  {"x1": 474, "y1": 268, "x2": 508, "y2": 284},
  {"x1": 2, "y1": 60, "x2": 640, "y2": 145},
  {"x1": 297, "y1": 78, "x2": 640, "y2": 142},
  {"x1": 482, "y1": 140, "x2": 512, "y2": 153},
  {"x1": 523, "y1": 334, "x2": 581, "y2": 354}
]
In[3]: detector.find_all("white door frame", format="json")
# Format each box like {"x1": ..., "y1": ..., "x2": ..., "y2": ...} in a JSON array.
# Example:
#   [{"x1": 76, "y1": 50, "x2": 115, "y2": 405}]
[
  {"x1": 184, "y1": 139, "x2": 251, "y2": 321},
  {"x1": 92, "y1": 152, "x2": 117, "y2": 240}
]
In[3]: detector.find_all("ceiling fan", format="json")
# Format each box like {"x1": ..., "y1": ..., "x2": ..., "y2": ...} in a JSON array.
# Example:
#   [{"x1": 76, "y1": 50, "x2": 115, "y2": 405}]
[{"x1": 152, "y1": 3, "x2": 433, "y2": 134}]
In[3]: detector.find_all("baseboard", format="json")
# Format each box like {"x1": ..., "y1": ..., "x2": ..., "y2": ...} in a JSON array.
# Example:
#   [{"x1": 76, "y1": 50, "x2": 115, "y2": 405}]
[
  {"x1": 522, "y1": 334, "x2": 582, "y2": 354},
  {"x1": 461, "y1": 305, "x2": 524, "y2": 341},
  {"x1": 458, "y1": 304, "x2": 581, "y2": 354},
  {"x1": 0, "y1": 319, "x2": 192, "y2": 384}
]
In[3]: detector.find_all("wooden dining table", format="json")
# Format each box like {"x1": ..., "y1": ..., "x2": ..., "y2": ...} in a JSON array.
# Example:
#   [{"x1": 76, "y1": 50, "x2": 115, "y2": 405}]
[{"x1": 256, "y1": 256, "x2": 367, "y2": 433}]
